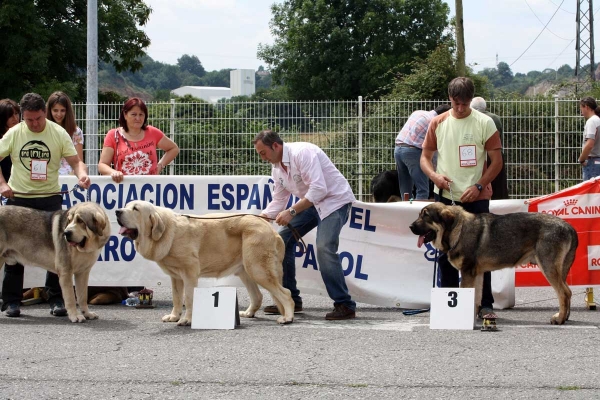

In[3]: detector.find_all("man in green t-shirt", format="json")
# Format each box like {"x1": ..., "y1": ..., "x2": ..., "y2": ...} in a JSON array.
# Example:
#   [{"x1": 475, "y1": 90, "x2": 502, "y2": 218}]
[
  {"x1": 420, "y1": 77, "x2": 504, "y2": 317},
  {"x1": 0, "y1": 93, "x2": 91, "y2": 318}
]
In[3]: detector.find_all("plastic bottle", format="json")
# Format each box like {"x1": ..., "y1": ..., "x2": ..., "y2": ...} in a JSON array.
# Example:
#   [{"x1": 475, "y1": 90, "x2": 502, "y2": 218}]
[{"x1": 123, "y1": 297, "x2": 140, "y2": 307}]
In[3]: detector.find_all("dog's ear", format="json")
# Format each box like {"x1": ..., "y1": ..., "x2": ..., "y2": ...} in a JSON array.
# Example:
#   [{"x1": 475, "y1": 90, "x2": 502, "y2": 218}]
[
  {"x1": 93, "y1": 211, "x2": 107, "y2": 235},
  {"x1": 149, "y1": 212, "x2": 165, "y2": 241},
  {"x1": 439, "y1": 207, "x2": 455, "y2": 228}
]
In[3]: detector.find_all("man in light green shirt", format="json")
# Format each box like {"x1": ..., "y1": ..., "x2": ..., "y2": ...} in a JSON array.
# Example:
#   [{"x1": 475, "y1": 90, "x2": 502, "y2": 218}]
[{"x1": 0, "y1": 93, "x2": 91, "y2": 318}]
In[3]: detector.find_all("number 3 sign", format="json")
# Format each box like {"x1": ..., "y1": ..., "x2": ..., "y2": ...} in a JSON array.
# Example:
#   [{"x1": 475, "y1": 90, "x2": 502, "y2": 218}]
[
  {"x1": 191, "y1": 287, "x2": 240, "y2": 330},
  {"x1": 430, "y1": 288, "x2": 475, "y2": 330}
]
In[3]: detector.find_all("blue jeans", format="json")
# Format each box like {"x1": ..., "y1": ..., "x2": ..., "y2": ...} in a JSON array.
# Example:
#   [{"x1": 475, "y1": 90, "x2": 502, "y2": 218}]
[
  {"x1": 278, "y1": 203, "x2": 355, "y2": 310},
  {"x1": 583, "y1": 157, "x2": 600, "y2": 181},
  {"x1": 394, "y1": 145, "x2": 429, "y2": 200}
]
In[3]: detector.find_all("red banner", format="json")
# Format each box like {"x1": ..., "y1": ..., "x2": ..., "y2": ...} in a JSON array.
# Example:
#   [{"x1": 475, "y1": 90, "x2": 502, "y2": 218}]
[{"x1": 516, "y1": 177, "x2": 600, "y2": 287}]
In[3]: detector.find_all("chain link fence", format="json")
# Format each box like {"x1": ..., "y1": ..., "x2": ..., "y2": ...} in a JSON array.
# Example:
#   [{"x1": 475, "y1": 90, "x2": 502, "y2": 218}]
[{"x1": 74, "y1": 97, "x2": 586, "y2": 201}]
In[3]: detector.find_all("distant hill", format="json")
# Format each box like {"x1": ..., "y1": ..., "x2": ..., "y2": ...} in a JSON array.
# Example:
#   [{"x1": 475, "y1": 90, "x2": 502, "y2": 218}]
[{"x1": 98, "y1": 55, "x2": 272, "y2": 102}]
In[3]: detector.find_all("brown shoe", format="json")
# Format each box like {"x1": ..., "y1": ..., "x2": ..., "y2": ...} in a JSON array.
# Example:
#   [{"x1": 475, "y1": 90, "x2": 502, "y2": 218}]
[
  {"x1": 263, "y1": 303, "x2": 303, "y2": 314},
  {"x1": 325, "y1": 304, "x2": 355, "y2": 320}
]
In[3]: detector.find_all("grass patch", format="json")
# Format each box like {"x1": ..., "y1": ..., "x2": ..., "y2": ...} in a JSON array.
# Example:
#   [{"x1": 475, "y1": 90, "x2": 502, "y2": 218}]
[
  {"x1": 348, "y1": 383, "x2": 368, "y2": 388},
  {"x1": 557, "y1": 386, "x2": 580, "y2": 391}
]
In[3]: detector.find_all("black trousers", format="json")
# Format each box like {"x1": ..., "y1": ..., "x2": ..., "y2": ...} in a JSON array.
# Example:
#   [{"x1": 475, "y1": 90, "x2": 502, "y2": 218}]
[
  {"x1": 1, "y1": 195, "x2": 63, "y2": 307},
  {"x1": 434, "y1": 194, "x2": 495, "y2": 309}
]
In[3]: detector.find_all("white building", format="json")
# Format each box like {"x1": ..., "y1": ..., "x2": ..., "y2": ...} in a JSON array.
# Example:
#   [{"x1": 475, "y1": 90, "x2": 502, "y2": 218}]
[
  {"x1": 230, "y1": 69, "x2": 256, "y2": 97},
  {"x1": 171, "y1": 69, "x2": 256, "y2": 103},
  {"x1": 170, "y1": 86, "x2": 231, "y2": 103}
]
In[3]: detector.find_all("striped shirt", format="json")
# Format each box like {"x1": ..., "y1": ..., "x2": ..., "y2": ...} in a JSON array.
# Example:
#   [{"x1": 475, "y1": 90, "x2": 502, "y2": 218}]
[{"x1": 395, "y1": 110, "x2": 437, "y2": 148}]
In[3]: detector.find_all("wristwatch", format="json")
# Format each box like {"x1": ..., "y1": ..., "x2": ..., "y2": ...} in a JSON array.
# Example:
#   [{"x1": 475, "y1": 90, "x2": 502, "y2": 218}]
[
  {"x1": 288, "y1": 207, "x2": 297, "y2": 217},
  {"x1": 474, "y1": 183, "x2": 483, "y2": 191}
]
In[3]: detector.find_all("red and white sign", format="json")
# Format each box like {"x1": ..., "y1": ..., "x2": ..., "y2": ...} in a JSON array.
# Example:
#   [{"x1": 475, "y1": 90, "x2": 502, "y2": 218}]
[{"x1": 518, "y1": 177, "x2": 600, "y2": 287}]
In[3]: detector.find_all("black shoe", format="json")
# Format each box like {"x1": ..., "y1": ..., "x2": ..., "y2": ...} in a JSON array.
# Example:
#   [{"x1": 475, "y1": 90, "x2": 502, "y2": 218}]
[
  {"x1": 4, "y1": 302, "x2": 21, "y2": 317},
  {"x1": 50, "y1": 301, "x2": 67, "y2": 317},
  {"x1": 263, "y1": 303, "x2": 303, "y2": 314},
  {"x1": 325, "y1": 304, "x2": 355, "y2": 320}
]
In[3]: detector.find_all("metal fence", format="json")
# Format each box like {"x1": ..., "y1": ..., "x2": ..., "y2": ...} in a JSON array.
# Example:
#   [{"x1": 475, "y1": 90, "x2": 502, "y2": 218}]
[{"x1": 73, "y1": 97, "x2": 586, "y2": 201}]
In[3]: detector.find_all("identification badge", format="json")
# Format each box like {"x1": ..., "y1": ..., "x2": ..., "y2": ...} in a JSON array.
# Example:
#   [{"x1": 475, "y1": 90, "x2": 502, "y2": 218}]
[
  {"x1": 31, "y1": 159, "x2": 48, "y2": 180},
  {"x1": 459, "y1": 145, "x2": 477, "y2": 167}
]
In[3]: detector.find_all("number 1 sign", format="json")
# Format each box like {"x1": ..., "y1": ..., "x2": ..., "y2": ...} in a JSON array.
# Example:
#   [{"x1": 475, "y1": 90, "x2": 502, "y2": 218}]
[
  {"x1": 191, "y1": 287, "x2": 240, "y2": 330},
  {"x1": 430, "y1": 288, "x2": 475, "y2": 330}
]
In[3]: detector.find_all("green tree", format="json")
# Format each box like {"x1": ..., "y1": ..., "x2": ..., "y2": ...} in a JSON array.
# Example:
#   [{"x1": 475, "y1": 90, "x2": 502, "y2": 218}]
[
  {"x1": 0, "y1": 0, "x2": 151, "y2": 99},
  {"x1": 200, "y1": 69, "x2": 232, "y2": 87},
  {"x1": 382, "y1": 45, "x2": 458, "y2": 100},
  {"x1": 257, "y1": 0, "x2": 451, "y2": 100},
  {"x1": 177, "y1": 54, "x2": 206, "y2": 77}
]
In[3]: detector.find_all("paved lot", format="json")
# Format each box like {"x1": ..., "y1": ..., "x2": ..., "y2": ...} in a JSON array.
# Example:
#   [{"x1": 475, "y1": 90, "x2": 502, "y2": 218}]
[{"x1": 1, "y1": 286, "x2": 599, "y2": 399}]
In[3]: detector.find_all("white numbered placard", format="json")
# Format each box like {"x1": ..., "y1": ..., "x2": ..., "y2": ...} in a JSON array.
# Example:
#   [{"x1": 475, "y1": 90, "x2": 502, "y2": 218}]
[
  {"x1": 430, "y1": 288, "x2": 475, "y2": 330},
  {"x1": 191, "y1": 287, "x2": 239, "y2": 330}
]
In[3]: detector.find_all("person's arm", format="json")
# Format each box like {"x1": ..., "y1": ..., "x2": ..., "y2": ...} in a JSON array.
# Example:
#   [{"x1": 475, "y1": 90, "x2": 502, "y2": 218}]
[
  {"x1": 578, "y1": 139, "x2": 595, "y2": 164},
  {"x1": 0, "y1": 157, "x2": 13, "y2": 198},
  {"x1": 156, "y1": 136, "x2": 180, "y2": 173},
  {"x1": 65, "y1": 155, "x2": 91, "y2": 189},
  {"x1": 98, "y1": 146, "x2": 124, "y2": 183},
  {"x1": 421, "y1": 148, "x2": 451, "y2": 191},
  {"x1": 75, "y1": 142, "x2": 83, "y2": 163}
]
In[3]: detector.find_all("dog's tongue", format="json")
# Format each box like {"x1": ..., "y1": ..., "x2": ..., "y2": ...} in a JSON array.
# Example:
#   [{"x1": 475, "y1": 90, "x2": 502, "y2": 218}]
[
  {"x1": 417, "y1": 235, "x2": 425, "y2": 248},
  {"x1": 119, "y1": 226, "x2": 128, "y2": 235}
]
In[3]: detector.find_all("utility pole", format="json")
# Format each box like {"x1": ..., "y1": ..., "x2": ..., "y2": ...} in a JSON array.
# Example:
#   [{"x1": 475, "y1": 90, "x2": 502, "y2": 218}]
[
  {"x1": 575, "y1": 0, "x2": 595, "y2": 83},
  {"x1": 86, "y1": 0, "x2": 99, "y2": 175},
  {"x1": 455, "y1": 0, "x2": 466, "y2": 76}
]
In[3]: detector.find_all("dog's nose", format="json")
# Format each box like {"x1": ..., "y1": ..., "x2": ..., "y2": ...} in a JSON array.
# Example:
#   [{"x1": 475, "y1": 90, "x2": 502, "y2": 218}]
[
  {"x1": 64, "y1": 231, "x2": 72, "y2": 241},
  {"x1": 115, "y1": 210, "x2": 122, "y2": 217}
]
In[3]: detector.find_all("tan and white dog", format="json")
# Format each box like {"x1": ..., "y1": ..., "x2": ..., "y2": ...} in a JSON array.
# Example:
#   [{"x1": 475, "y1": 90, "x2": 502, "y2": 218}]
[
  {"x1": 0, "y1": 202, "x2": 111, "y2": 322},
  {"x1": 116, "y1": 200, "x2": 294, "y2": 326}
]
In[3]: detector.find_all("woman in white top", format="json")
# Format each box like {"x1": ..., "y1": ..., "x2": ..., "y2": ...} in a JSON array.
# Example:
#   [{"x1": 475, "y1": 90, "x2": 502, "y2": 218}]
[{"x1": 46, "y1": 91, "x2": 84, "y2": 175}]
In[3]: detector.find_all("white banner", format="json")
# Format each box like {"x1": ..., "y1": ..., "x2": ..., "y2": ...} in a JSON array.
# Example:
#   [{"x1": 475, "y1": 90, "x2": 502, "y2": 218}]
[{"x1": 11, "y1": 176, "x2": 525, "y2": 309}]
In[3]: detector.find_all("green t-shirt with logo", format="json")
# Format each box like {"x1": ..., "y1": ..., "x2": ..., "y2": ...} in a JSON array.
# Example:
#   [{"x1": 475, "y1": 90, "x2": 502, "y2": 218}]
[{"x1": 0, "y1": 120, "x2": 77, "y2": 197}]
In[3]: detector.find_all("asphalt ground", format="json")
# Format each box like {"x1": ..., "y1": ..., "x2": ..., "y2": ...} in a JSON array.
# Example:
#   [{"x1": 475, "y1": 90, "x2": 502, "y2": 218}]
[{"x1": 1, "y1": 285, "x2": 599, "y2": 400}]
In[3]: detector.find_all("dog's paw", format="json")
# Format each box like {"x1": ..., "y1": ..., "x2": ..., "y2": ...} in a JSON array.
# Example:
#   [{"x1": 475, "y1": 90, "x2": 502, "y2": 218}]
[
  {"x1": 69, "y1": 314, "x2": 86, "y2": 323},
  {"x1": 551, "y1": 312, "x2": 566, "y2": 325},
  {"x1": 239, "y1": 310, "x2": 256, "y2": 318},
  {"x1": 177, "y1": 317, "x2": 192, "y2": 326},
  {"x1": 83, "y1": 311, "x2": 98, "y2": 320},
  {"x1": 277, "y1": 316, "x2": 293, "y2": 325},
  {"x1": 162, "y1": 314, "x2": 180, "y2": 323}
]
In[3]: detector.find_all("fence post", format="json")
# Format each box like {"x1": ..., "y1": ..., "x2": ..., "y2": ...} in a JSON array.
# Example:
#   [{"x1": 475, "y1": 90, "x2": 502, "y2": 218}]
[
  {"x1": 169, "y1": 98, "x2": 176, "y2": 175},
  {"x1": 358, "y1": 96, "x2": 363, "y2": 201},
  {"x1": 554, "y1": 95, "x2": 560, "y2": 192}
]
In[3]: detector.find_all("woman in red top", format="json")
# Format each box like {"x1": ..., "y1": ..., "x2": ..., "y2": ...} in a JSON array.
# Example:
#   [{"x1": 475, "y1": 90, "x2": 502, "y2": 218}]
[{"x1": 98, "y1": 97, "x2": 179, "y2": 182}]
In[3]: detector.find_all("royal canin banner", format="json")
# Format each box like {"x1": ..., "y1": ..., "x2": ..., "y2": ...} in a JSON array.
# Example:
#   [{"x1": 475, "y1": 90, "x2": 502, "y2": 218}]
[{"x1": 519, "y1": 177, "x2": 600, "y2": 287}]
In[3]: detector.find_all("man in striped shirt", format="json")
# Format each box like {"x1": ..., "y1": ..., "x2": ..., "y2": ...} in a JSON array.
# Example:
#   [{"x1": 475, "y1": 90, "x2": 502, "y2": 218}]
[{"x1": 395, "y1": 104, "x2": 450, "y2": 200}]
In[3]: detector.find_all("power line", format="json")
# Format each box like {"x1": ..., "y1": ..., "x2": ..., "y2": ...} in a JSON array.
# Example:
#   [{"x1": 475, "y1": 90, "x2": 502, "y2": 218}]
[
  {"x1": 544, "y1": 38, "x2": 576, "y2": 70},
  {"x1": 510, "y1": 0, "x2": 564, "y2": 67},
  {"x1": 546, "y1": 0, "x2": 575, "y2": 14},
  {"x1": 526, "y1": 0, "x2": 573, "y2": 40}
]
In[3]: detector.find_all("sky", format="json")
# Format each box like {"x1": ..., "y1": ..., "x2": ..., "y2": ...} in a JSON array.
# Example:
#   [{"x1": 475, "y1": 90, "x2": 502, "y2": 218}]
[{"x1": 142, "y1": 0, "x2": 599, "y2": 75}]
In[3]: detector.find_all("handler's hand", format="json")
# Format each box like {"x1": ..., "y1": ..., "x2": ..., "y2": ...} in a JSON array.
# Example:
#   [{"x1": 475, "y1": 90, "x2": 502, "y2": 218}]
[
  {"x1": 460, "y1": 186, "x2": 479, "y2": 203},
  {"x1": 432, "y1": 173, "x2": 452, "y2": 191},
  {"x1": 0, "y1": 182, "x2": 13, "y2": 198},
  {"x1": 275, "y1": 210, "x2": 293, "y2": 226},
  {"x1": 111, "y1": 170, "x2": 124, "y2": 183},
  {"x1": 78, "y1": 174, "x2": 91, "y2": 189}
]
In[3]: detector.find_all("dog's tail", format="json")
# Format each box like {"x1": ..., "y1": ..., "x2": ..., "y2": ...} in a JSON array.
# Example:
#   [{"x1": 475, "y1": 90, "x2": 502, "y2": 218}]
[{"x1": 562, "y1": 226, "x2": 579, "y2": 281}]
